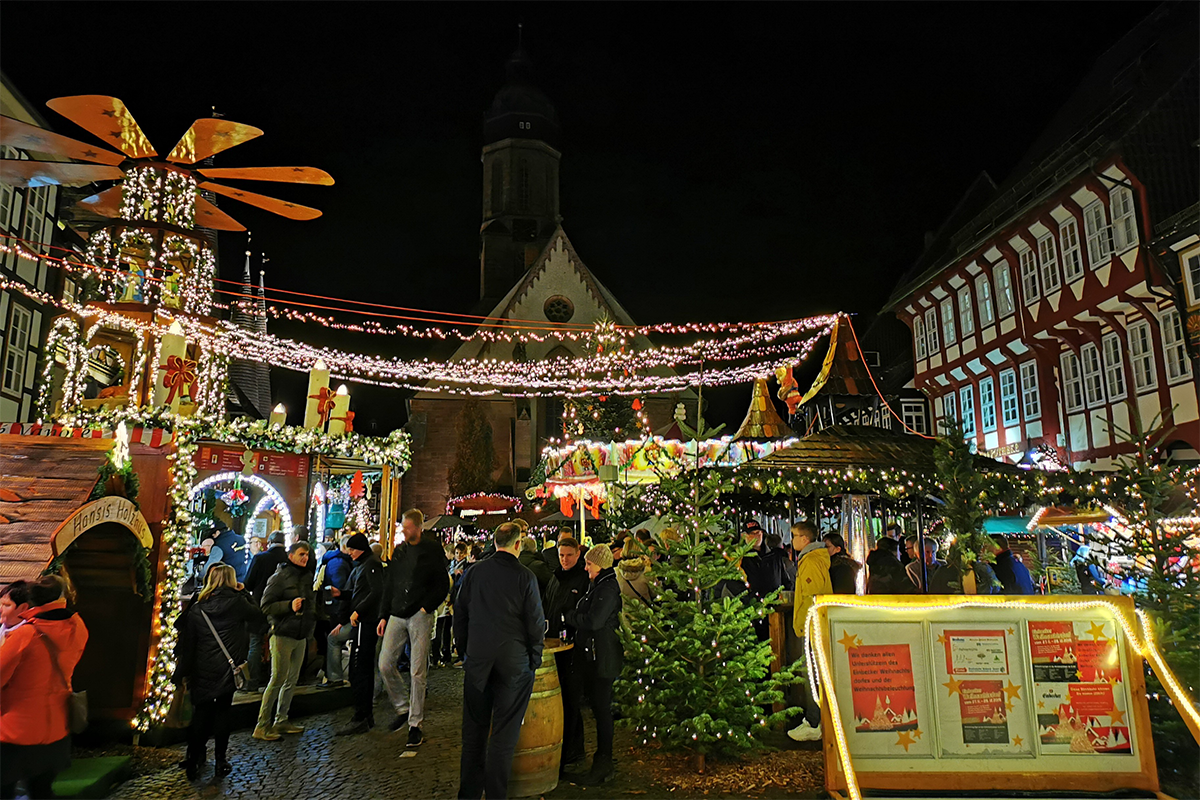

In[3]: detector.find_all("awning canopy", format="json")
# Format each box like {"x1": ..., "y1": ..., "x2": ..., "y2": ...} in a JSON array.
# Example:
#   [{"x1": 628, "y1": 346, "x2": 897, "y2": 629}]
[{"x1": 0, "y1": 437, "x2": 113, "y2": 583}]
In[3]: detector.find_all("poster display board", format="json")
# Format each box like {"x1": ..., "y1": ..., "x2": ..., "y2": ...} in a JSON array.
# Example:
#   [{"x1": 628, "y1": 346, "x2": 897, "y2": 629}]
[{"x1": 813, "y1": 596, "x2": 1160, "y2": 798}]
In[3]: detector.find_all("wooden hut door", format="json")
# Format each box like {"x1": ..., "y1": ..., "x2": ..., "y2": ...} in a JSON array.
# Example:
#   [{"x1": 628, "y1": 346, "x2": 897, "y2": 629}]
[{"x1": 62, "y1": 522, "x2": 151, "y2": 719}]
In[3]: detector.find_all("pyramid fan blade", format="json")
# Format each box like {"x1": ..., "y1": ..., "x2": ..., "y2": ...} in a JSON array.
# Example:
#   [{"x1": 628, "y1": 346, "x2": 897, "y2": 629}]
[
  {"x1": 45, "y1": 96, "x2": 157, "y2": 159},
  {"x1": 0, "y1": 160, "x2": 124, "y2": 188},
  {"x1": 77, "y1": 185, "x2": 124, "y2": 218},
  {"x1": 196, "y1": 166, "x2": 334, "y2": 185},
  {"x1": 193, "y1": 196, "x2": 247, "y2": 231},
  {"x1": 167, "y1": 119, "x2": 264, "y2": 164},
  {"x1": 199, "y1": 181, "x2": 321, "y2": 221},
  {"x1": 0, "y1": 116, "x2": 125, "y2": 165}
]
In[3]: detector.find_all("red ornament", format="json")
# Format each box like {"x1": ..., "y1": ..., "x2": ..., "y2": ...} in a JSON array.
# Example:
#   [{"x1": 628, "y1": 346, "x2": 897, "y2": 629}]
[
  {"x1": 632, "y1": 398, "x2": 643, "y2": 411},
  {"x1": 159, "y1": 355, "x2": 198, "y2": 403},
  {"x1": 559, "y1": 494, "x2": 577, "y2": 518}
]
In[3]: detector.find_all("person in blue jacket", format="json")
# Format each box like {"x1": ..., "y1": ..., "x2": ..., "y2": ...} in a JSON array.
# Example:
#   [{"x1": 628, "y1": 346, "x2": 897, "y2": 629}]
[
  {"x1": 209, "y1": 524, "x2": 250, "y2": 583},
  {"x1": 988, "y1": 534, "x2": 1036, "y2": 595}
]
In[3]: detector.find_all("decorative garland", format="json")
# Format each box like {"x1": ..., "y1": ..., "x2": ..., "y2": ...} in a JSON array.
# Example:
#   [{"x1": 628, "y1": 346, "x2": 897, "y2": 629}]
[{"x1": 89, "y1": 458, "x2": 141, "y2": 508}]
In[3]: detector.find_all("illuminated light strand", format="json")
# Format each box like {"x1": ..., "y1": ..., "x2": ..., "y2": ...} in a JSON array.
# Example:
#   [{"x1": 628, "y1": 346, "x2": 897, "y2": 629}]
[{"x1": 190, "y1": 471, "x2": 295, "y2": 533}]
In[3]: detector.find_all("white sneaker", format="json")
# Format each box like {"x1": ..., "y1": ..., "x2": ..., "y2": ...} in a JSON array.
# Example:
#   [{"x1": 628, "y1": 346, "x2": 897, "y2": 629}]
[{"x1": 787, "y1": 721, "x2": 823, "y2": 742}]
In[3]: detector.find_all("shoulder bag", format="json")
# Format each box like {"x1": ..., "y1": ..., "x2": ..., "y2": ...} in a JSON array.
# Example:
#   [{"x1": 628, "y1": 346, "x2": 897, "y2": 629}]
[
  {"x1": 199, "y1": 608, "x2": 251, "y2": 690},
  {"x1": 36, "y1": 629, "x2": 88, "y2": 734}
]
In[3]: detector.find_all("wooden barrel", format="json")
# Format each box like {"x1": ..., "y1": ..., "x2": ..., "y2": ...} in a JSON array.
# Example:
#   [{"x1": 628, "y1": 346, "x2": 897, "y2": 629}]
[{"x1": 509, "y1": 639, "x2": 571, "y2": 798}]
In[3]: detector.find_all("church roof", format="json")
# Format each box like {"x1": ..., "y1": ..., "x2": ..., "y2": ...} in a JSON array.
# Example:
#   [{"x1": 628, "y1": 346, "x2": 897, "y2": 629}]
[
  {"x1": 799, "y1": 315, "x2": 875, "y2": 406},
  {"x1": 484, "y1": 48, "x2": 560, "y2": 148}
]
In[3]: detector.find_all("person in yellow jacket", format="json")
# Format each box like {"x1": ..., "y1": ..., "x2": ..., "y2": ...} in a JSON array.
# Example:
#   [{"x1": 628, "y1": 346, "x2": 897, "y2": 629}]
[{"x1": 788, "y1": 522, "x2": 830, "y2": 742}]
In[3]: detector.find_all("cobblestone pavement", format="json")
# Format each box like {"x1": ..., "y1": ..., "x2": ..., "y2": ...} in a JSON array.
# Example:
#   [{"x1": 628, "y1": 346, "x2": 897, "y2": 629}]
[{"x1": 107, "y1": 667, "x2": 824, "y2": 800}]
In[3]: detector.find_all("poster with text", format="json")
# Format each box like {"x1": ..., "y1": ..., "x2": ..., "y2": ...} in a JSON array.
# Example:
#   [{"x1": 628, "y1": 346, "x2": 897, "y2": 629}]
[
  {"x1": 830, "y1": 621, "x2": 933, "y2": 758},
  {"x1": 1029, "y1": 619, "x2": 1133, "y2": 755},
  {"x1": 931, "y1": 622, "x2": 1033, "y2": 757}
]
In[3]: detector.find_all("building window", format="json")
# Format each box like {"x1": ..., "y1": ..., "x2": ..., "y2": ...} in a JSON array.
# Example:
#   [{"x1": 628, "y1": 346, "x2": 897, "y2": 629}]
[
  {"x1": 1019, "y1": 247, "x2": 1040, "y2": 304},
  {"x1": 62, "y1": 277, "x2": 78, "y2": 305},
  {"x1": 490, "y1": 161, "x2": 504, "y2": 214},
  {"x1": 976, "y1": 274, "x2": 995, "y2": 327},
  {"x1": 924, "y1": 307, "x2": 939, "y2": 353},
  {"x1": 543, "y1": 295, "x2": 575, "y2": 323},
  {"x1": 1038, "y1": 233, "x2": 1060, "y2": 293},
  {"x1": 940, "y1": 299, "x2": 956, "y2": 345},
  {"x1": 901, "y1": 400, "x2": 926, "y2": 434},
  {"x1": 995, "y1": 262, "x2": 1015, "y2": 318},
  {"x1": 2, "y1": 303, "x2": 32, "y2": 395},
  {"x1": 913, "y1": 314, "x2": 926, "y2": 360},
  {"x1": 958, "y1": 286, "x2": 975, "y2": 337},
  {"x1": 942, "y1": 390, "x2": 957, "y2": 431},
  {"x1": 1060, "y1": 218, "x2": 1084, "y2": 281},
  {"x1": 1110, "y1": 186, "x2": 1138, "y2": 252},
  {"x1": 1184, "y1": 251, "x2": 1200, "y2": 306},
  {"x1": 1020, "y1": 361, "x2": 1041, "y2": 420},
  {"x1": 999, "y1": 368, "x2": 1020, "y2": 427},
  {"x1": 1162, "y1": 308, "x2": 1191, "y2": 383},
  {"x1": 517, "y1": 160, "x2": 531, "y2": 210},
  {"x1": 1061, "y1": 351, "x2": 1084, "y2": 413},
  {"x1": 1103, "y1": 333, "x2": 1126, "y2": 401},
  {"x1": 979, "y1": 377, "x2": 996, "y2": 433},
  {"x1": 1128, "y1": 320, "x2": 1157, "y2": 392},
  {"x1": 1081, "y1": 343, "x2": 1105, "y2": 408},
  {"x1": 20, "y1": 186, "x2": 49, "y2": 252},
  {"x1": 959, "y1": 385, "x2": 976, "y2": 438},
  {"x1": 1084, "y1": 200, "x2": 1111, "y2": 267}
]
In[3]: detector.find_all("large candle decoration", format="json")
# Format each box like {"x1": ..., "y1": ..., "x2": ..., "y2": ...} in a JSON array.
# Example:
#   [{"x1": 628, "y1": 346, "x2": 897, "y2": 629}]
[
  {"x1": 327, "y1": 384, "x2": 351, "y2": 435},
  {"x1": 153, "y1": 321, "x2": 192, "y2": 410},
  {"x1": 269, "y1": 403, "x2": 287, "y2": 427},
  {"x1": 303, "y1": 359, "x2": 330, "y2": 429}
]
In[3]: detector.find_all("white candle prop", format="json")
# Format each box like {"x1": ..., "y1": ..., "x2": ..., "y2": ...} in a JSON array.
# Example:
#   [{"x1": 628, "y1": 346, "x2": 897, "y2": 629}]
[
  {"x1": 269, "y1": 403, "x2": 287, "y2": 427},
  {"x1": 327, "y1": 384, "x2": 351, "y2": 435},
  {"x1": 303, "y1": 359, "x2": 330, "y2": 429}
]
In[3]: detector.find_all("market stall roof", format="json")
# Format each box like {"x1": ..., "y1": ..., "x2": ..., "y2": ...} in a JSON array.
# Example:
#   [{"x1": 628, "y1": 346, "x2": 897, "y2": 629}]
[
  {"x1": 747, "y1": 424, "x2": 1020, "y2": 475},
  {"x1": 0, "y1": 437, "x2": 113, "y2": 583},
  {"x1": 734, "y1": 377, "x2": 793, "y2": 441},
  {"x1": 799, "y1": 315, "x2": 874, "y2": 405}
]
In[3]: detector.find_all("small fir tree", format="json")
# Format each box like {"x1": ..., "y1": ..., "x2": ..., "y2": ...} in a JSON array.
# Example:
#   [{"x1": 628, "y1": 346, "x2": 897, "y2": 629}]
[
  {"x1": 447, "y1": 398, "x2": 497, "y2": 498},
  {"x1": 616, "y1": 466, "x2": 799, "y2": 772},
  {"x1": 932, "y1": 421, "x2": 1000, "y2": 591}
]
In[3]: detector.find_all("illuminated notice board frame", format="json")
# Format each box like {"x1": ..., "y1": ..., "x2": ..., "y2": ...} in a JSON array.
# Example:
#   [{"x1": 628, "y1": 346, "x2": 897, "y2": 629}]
[{"x1": 807, "y1": 595, "x2": 1175, "y2": 800}]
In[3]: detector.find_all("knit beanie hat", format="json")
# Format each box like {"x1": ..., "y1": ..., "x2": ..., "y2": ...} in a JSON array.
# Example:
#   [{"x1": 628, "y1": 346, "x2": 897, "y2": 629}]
[
  {"x1": 345, "y1": 532, "x2": 371, "y2": 552},
  {"x1": 585, "y1": 543, "x2": 614, "y2": 569}
]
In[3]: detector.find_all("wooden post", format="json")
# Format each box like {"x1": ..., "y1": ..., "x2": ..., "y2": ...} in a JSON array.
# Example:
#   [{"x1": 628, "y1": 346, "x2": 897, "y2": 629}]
[{"x1": 379, "y1": 465, "x2": 394, "y2": 559}]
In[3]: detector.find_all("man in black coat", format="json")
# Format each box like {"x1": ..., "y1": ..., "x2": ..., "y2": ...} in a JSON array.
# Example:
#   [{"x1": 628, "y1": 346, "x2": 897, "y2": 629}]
[
  {"x1": 547, "y1": 536, "x2": 590, "y2": 770},
  {"x1": 517, "y1": 535, "x2": 553, "y2": 606},
  {"x1": 243, "y1": 530, "x2": 288, "y2": 689},
  {"x1": 377, "y1": 509, "x2": 449, "y2": 747},
  {"x1": 454, "y1": 523, "x2": 544, "y2": 800},
  {"x1": 739, "y1": 521, "x2": 792, "y2": 640},
  {"x1": 334, "y1": 533, "x2": 385, "y2": 734},
  {"x1": 254, "y1": 542, "x2": 316, "y2": 740}
]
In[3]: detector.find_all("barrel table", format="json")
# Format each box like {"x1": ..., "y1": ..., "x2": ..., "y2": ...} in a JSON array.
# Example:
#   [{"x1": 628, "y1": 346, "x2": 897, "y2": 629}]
[{"x1": 509, "y1": 638, "x2": 572, "y2": 798}]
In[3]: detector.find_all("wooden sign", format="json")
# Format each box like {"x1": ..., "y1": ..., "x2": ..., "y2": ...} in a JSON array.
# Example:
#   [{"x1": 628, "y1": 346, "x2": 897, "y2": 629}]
[{"x1": 52, "y1": 496, "x2": 152, "y2": 556}]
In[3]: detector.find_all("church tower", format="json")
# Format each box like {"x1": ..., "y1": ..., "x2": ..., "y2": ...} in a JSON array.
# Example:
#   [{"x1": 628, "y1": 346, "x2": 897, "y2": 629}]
[{"x1": 479, "y1": 45, "x2": 562, "y2": 302}]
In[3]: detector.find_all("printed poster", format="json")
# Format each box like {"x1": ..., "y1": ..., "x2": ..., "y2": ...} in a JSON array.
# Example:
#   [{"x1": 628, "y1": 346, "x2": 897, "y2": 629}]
[
  {"x1": 1029, "y1": 619, "x2": 1133, "y2": 755},
  {"x1": 830, "y1": 621, "x2": 933, "y2": 758},
  {"x1": 931, "y1": 623, "x2": 1033, "y2": 757}
]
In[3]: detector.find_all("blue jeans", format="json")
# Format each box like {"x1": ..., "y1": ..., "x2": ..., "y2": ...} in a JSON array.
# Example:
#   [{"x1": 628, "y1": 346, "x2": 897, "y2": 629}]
[{"x1": 326, "y1": 624, "x2": 355, "y2": 683}]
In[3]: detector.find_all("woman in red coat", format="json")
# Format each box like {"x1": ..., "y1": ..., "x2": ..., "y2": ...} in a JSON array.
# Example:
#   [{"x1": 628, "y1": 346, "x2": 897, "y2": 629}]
[{"x1": 0, "y1": 575, "x2": 89, "y2": 800}]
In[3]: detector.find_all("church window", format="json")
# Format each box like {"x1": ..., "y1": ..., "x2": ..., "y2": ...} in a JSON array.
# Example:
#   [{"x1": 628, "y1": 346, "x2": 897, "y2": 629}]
[
  {"x1": 544, "y1": 296, "x2": 575, "y2": 323},
  {"x1": 490, "y1": 161, "x2": 503, "y2": 215},
  {"x1": 518, "y1": 160, "x2": 531, "y2": 210}
]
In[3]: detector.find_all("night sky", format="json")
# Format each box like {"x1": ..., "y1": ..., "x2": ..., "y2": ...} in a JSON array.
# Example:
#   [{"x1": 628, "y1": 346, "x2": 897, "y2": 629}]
[{"x1": 2, "y1": 2, "x2": 1156, "y2": 431}]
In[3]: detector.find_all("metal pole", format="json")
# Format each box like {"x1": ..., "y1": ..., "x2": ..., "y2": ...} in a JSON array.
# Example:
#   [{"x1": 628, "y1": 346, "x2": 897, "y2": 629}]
[{"x1": 916, "y1": 497, "x2": 928, "y2": 593}]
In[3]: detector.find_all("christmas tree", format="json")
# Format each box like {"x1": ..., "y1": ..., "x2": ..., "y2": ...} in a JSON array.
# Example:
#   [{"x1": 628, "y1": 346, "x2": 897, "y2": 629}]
[
  {"x1": 561, "y1": 319, "x2": 648, "y2": 441},
  {"x1": 447, "y1": 398, "x2": 497, "y2": 497},
  {"x1": 932, "y1": 421, "x2": 1003, "y2": 592},
  {"x1": 616, "y1": 466, "x2": 799, "y2": 771}
]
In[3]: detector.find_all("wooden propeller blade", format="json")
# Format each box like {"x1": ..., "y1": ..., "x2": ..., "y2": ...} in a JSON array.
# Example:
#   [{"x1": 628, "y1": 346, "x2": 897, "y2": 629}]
[
  {"x1": 194, "y1": 196, "x2": 247, "y2": 231},
  {"x1": 199, "y1": 181, "x2": 321, "y2": 221},
  {"x1": 167, "y1": 118, "x2": 264, "y2": 165},
  {"x1": 45, "y1": 95, "x2": 157, "y2": 159},
  {"x1": 0, "y1": 116, "x2": 125, "y2": 165},
  {"x1": 0, "y1": 159, "x2": 124, "y2": 188},
  {"x1": 196, "y1": 166, "x2": 334, "y2": 185},
  {"x1": 77, "y1": 186, "x2": 124, "y2": 218}
]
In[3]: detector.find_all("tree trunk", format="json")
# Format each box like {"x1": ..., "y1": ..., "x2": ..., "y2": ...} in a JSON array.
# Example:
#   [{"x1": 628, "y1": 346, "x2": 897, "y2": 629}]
[{"x1": 694, "y1": 752, "x2": 705, "y2": 773}]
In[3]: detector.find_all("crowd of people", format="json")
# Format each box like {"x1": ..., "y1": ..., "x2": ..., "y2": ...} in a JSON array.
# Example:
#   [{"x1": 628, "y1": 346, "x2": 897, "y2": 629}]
[{"x1": 0, "y1": 508, "x2": 1043, "y2": 800}]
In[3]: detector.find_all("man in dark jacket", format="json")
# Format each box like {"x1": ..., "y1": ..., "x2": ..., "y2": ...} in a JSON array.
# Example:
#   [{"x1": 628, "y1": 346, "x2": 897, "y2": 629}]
[
  {"x1": 988, "y1": 534, "x2": 1036, "y2": 594},
  {"x1": 865, "y1": 539, "x2": 913, "y2": 595},
  {"x1": 518, "y1": 535, "x2": 553, "y2": 606},
  {"x1": 209, "y1": 524, "x2": 250, "y2": 583},
  {"x1": 376, "y1": 509, "x2": 449, "y2": 747},
  {"x1": 243, "y1": 530, "x2": 288, "y2": 689},
  {"x1": 739, "y1": 521, "x2": 792, "y2": 641},
  {"x1": 454, "y1": 523, "x2": 544, "y2": 800},
  {"x1": 547, "y1": 536, "x2": 590, "y2": 769},
  {"x1": 823, "y1": 533, "x2": 862, "y2": 594},
  {"x1": 333, "y1": 533, "x2": 385, "y2": 734},
  {"x1": 254, "y1": 542, "x2": 316, "y2": 740}
]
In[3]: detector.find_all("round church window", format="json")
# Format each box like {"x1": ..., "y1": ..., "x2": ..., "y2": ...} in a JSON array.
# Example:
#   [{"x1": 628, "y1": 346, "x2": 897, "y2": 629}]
[{"x1": 544, "y1": 296, "x2": 575, "y2": 323}]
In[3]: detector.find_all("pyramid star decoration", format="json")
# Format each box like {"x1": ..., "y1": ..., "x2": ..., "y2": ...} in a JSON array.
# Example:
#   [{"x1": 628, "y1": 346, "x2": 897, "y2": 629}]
[
  {"x1": 895, "y1": 731, "x2": 916, "y2": 752},
  {"x1": 942, "y1": 676, "x2": 963, "y2": 696},
  {"x1": 837, "y1": 630, "x2": 860, "y2": 652},
  {"x1": 1085, "y1": 621, "x2": 1108, "y2": 642}
]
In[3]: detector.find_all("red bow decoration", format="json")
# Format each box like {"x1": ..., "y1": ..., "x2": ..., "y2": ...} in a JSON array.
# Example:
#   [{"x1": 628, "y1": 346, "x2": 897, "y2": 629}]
[
  {"x1": 335, "y1": 410, "x2": 355, "y2": 433},
  {"x1": 160, "y1": 355, "x2": 197, "y2": 404},
  {"x1": 559, "y1": 494, "x2": 577, "y2": 518},
  {"x1": 309, "y1": 386, "x2": 337, "y2": 425}
]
